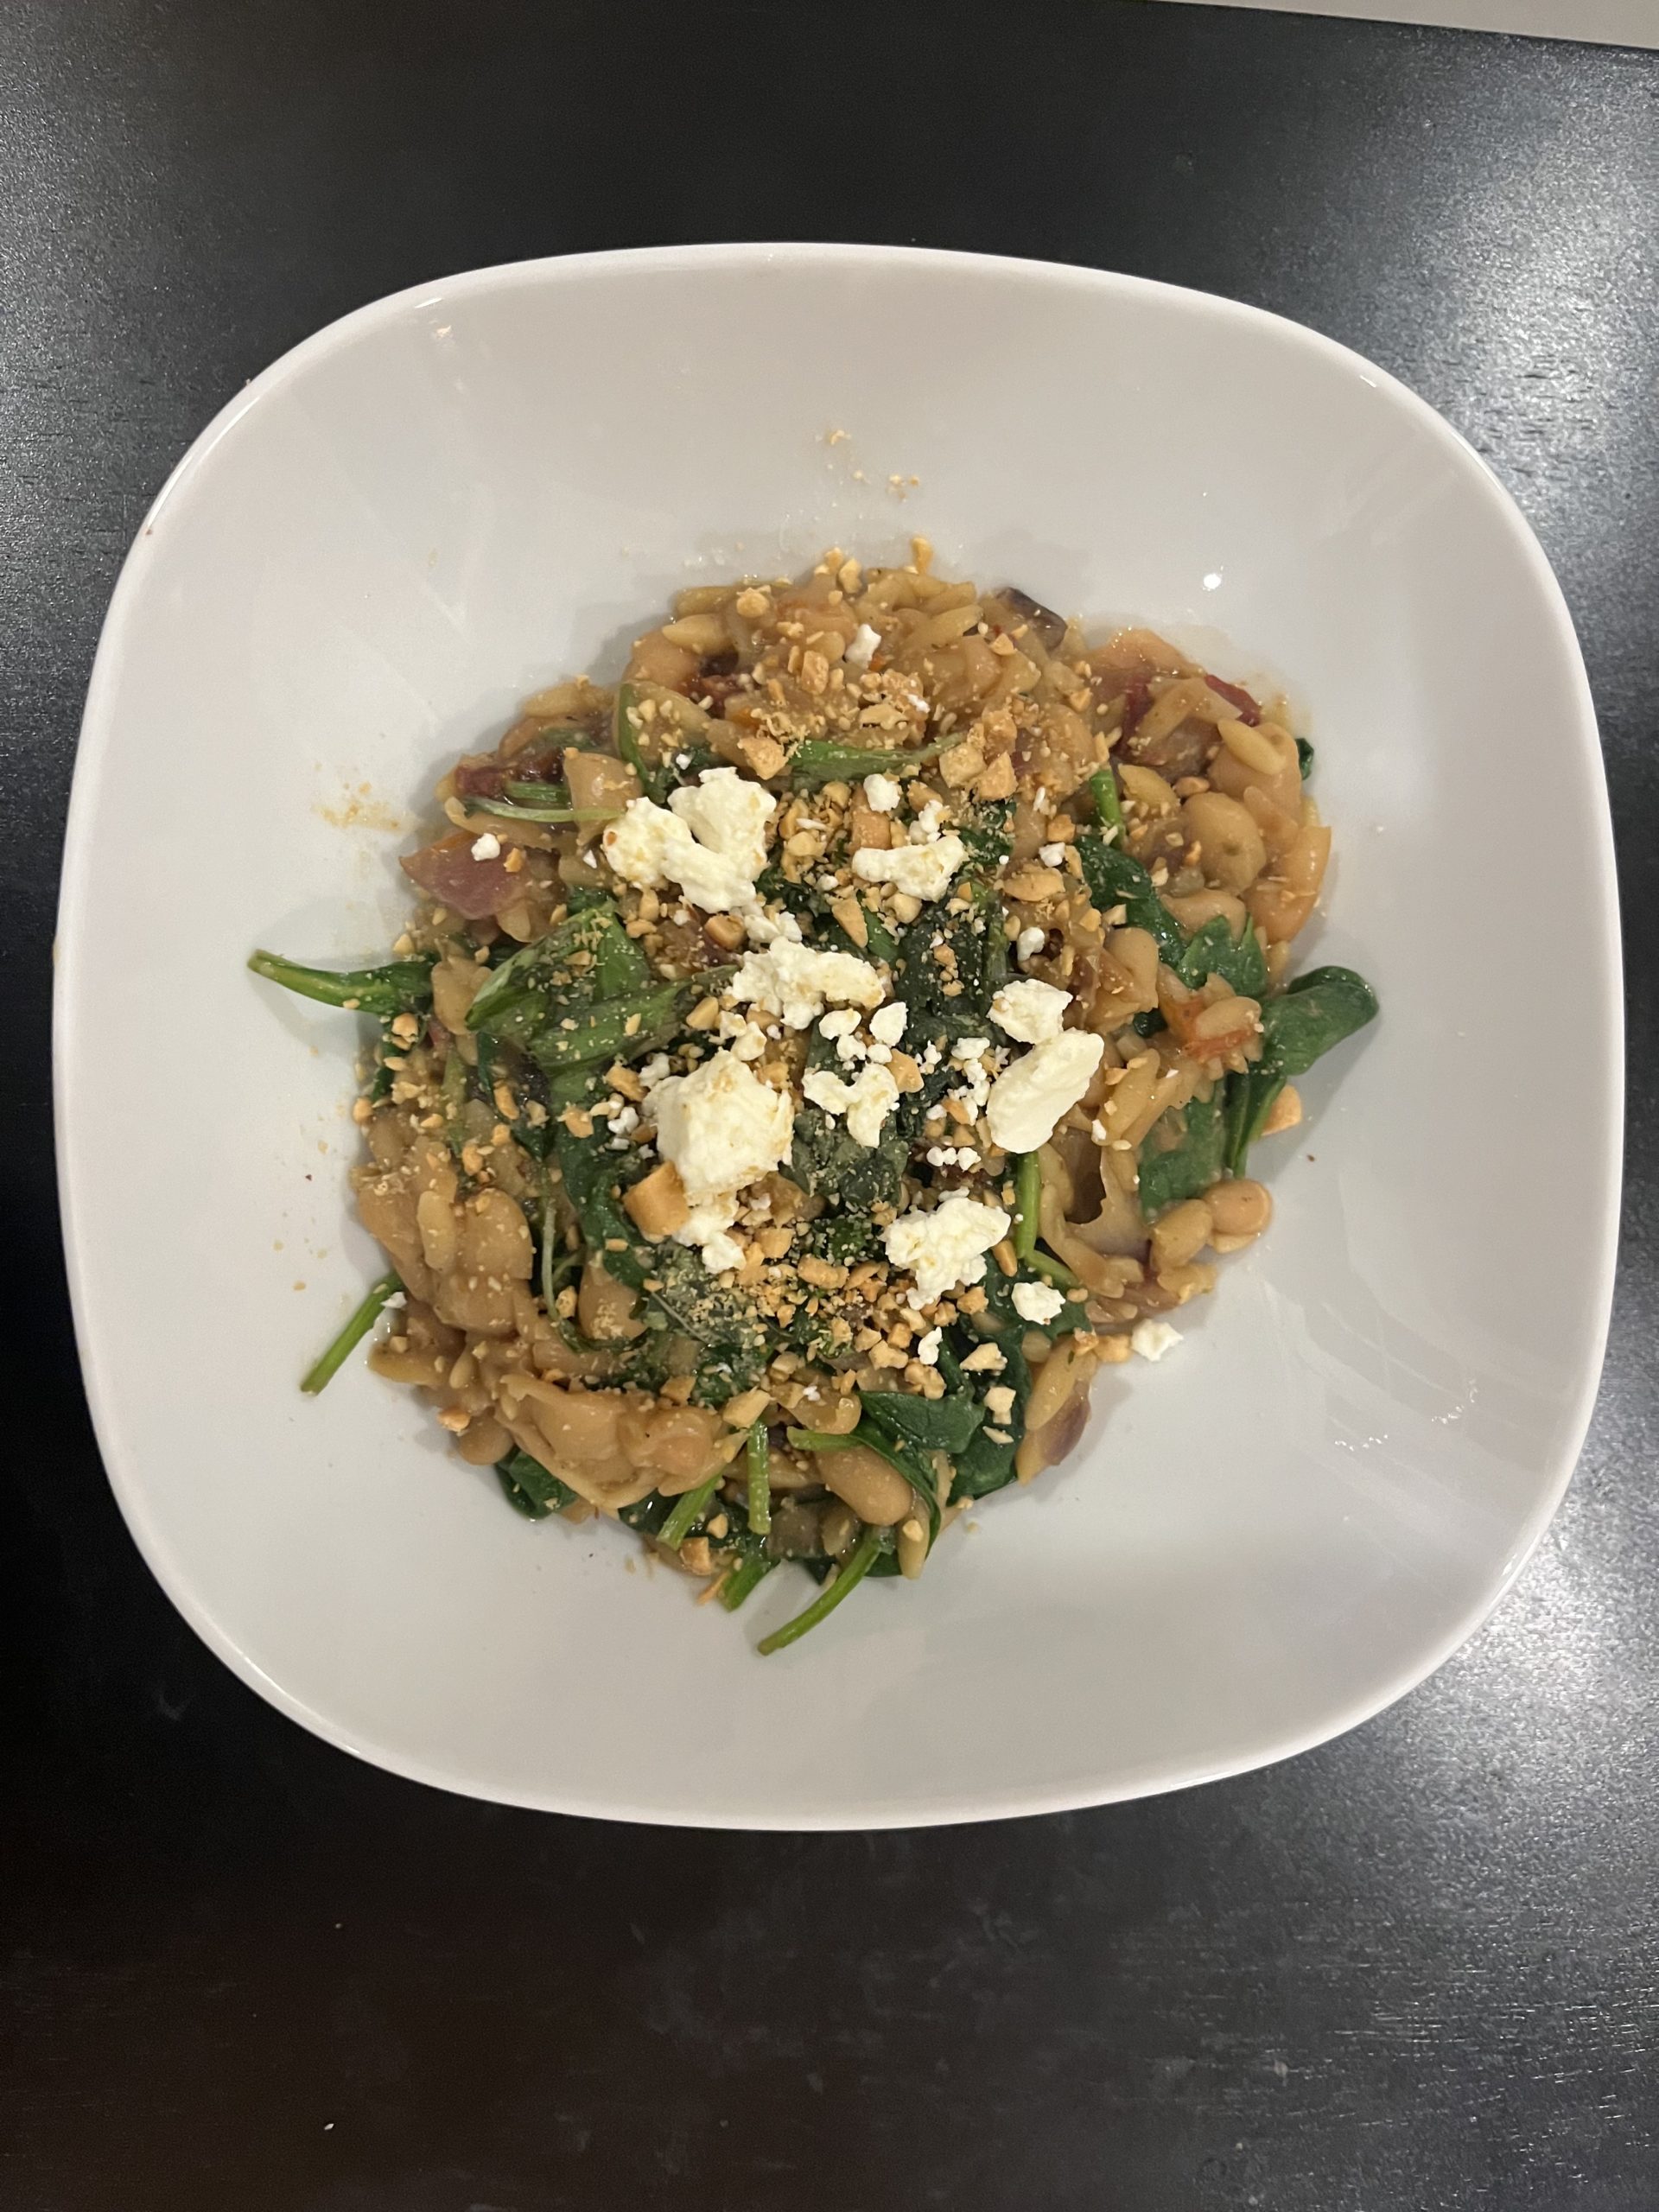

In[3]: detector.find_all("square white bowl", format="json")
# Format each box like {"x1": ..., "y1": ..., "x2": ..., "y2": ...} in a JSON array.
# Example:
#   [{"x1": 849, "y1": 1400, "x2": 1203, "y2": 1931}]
[{"x1": 55, "y1": 245, "x2": 1620, "y2": 1827}]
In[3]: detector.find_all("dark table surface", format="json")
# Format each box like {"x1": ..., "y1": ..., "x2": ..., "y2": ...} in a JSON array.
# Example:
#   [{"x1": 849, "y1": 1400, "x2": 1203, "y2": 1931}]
[{"x1": 5, "y1": 3, "x2": 1657, "y2": 2207}]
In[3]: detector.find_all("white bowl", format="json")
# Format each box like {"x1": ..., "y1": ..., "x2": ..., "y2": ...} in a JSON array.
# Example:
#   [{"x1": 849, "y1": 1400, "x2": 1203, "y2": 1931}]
[{"x1": 55, "y1": 245, "x2": 1621, "y2": 1827}]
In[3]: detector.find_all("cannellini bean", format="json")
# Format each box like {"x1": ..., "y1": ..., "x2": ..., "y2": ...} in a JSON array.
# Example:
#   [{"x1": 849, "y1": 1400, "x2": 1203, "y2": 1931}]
[
  {"x1": 1209, "y1": 1179, "x2": 1273, "y2": 1239},
  {"x1": 1151, "y1": 1198, "x2": 1214, "y2": 1272},
  {"x1": 817, "y1": 1445, "x2": 912, "y2": 1528},
  {"x1": 455, "y1": 1415, "x2": 511, "y2": 1466},
  {"x1": 1162, "y1": 888, "x2": 1248, "y2": 937},
  {"x1": 1182, "y1": 791, "x2": 1268, "y2": 892}
]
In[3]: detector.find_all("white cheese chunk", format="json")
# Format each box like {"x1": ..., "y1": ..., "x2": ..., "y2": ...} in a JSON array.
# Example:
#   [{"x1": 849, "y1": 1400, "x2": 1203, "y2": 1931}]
[
  {"x1": 989, "y1": 978, "x2": 1071, "y2": 1045},
  {"x1": 851, "y1": 822, "x2": 967, "y2": 901},
  {"x1": 883, "y1": 1193, "x2": 1011, "y2": 1304},
  {"x1": 647, "y1": 1049, "x2": 793, "y2": 1206},
  {"x1": 985, "y1": 1030, "x2": 1104, "y2": 1154},
  {"x1": 861, "y1": 771, "x2": 902, "y2": 812},
  {"x1": 1015, "y1": 925, "x2": 1047, "y2": 965},
  {"x1": 845, "y1": 622, "x2": 882, "y2": 672},
  {"x1": 868, "y1": 1000, "x2": 907, "y2": 1046},
  {"x1": 674, "y1": 1193, "x2": 744, "y2": 1276},
  {"x1": 468, "y1": 831, "x2": 502, "y2": 861},
  {"x1": 729, "y1": 938, "x2": 885, "y2": 1030},
  {"x1": 601, "y1": 767, "x2": 775, "y2": 914},
  {"x1": 668, "y1": 767, "x2": 773, "y2": 880},
  {"x1": 1012, "y1": 1279, "x2": 1067, "y2": 1325},
  {"x1": 801, "y1": 1063, "x2": 900, "y2": 1148},
  {"x1": 1131, "y1": 1319, "x2": 1182, "y2": 1362}
]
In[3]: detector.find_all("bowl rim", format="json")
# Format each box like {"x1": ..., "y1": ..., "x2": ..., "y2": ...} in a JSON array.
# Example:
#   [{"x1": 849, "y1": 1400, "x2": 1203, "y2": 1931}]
[{"x1": 54, "y1": 242, "x2": 1624, "y2": 1827}]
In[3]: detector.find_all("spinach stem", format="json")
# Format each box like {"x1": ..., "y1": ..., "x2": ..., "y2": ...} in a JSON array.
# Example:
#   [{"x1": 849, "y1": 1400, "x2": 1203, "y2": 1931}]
[
  {"x1": 464, "y1": 798, "x2": 621, "y2": 825},
  {"x1": 1028, "y1": 1245, "x2": 1081, "y2": 1289},
  {"x1": 659, "y1": 1471, "x2": 721, "y2": 1550},
  {"x1": 614, "y1": 681, "x2": 666, "y2": 804},
  {"x1": 1088, "y1": 768, "x2": 1125, "y2": 835},
  {"x1": 1013, "y1": 1153, "x2": 1041, "y2": 1261},
  {"x1": 757, "y1": 1527, "x2": 887, "y2": 1655},
  {"x1": 300, "y1": 1270, "x2": 401, "y2": 1395},
  {"x1": 719, "y1": 1554, "x2": 774, "y2": 1612},
  {"x1": 746, "y1": 1421, "x2": 772, "y2": 1536}
]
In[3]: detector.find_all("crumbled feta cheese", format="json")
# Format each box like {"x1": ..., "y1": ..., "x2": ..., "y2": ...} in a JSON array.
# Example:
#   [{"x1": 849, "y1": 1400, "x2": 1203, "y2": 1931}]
[
  {"x1": 910, "y1": 798, "x2": 947, "y2": 843},
  {"x1": 469, "y1": 830, "x2": 502, "y2": 861},
  {"x1": 603, "y1": 786, "x2": 770, "y2": 915},
  {"x1": 884, "y1": 1193, "x2": 1011, "y2": 1303},
  {"x1": 648, "y1": 1048, "x2": 793, "y2": 1205},
  {"x1": 668, "y1": 766, "x2": 773, "y2": 880},
  {"x1": 835, "y1": 1031, "x2": 868, "y2": 1066},
  {"x1": 985, "y1": 1031, "x2": 1105, "y2": 1154},
  {"x1": 1015, "y1": 925, "x2": 1047, "y2": 965},
  {"x1": 676, "y1": 1194, "x2": 744, "y2": 1276},
  {"x1": 1012, "y1": 1279, "x2": 1066, "y2": 1325},
  {"x1": 916, "y1": 1327, "x2": 942, "y2": 1366},
  {"x1": 862, "y1": 771, "x2": 902, "y2": 812},
  {"x1": 990, "y1": 978, "x2": 1071, "y2": 1045},
  {"x1": 845, "y1": 622, "x2": 882, "y2": 672},
  {"x1": 1131, "y1": 1319, "x2": 1182, "y2": 1362},
  {"x1": 869, "y1": 1001, "x2": 907, "y2": 1046},
  {"x1": 818, "y1": 1007, "x2": 861, "y2": 1039},
  {"x1": 729, "y1": 938, "x2": 885, "y2": 1029},
  {"x1": 607, "y1": 1103, "x2": 639, "y2": 1136},
  {"x1": 851, "y1": 817, "x2": 968, "y2": 901},
  {"x1": 1039, "y1": 842, "x2": 1065, "y2": 867},
  {"x1": 801, "y1": 1063, "x2": 900, "y2": 1148},
  {"x1": 743, "y1": 906, "x2": 804, "y2": 948}
]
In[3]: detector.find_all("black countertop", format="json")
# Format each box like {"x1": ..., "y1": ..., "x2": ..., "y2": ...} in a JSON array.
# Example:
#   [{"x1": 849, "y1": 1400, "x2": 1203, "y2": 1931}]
[{"x1": 5, "y1": 4, "x2": 1656, "y2": 2207}]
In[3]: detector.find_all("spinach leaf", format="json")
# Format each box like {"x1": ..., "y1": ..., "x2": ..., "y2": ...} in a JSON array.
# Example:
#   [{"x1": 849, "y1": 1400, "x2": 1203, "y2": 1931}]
[
  {"x1": 1175, "y1": 915, "x2": 1269, "y2": 999},
  {"x1": 859, "y1": 1390, "x2": 985, "y2": 1459},
  {"x1": 891, "y1": 877, "x2": 1006, "y2": 1052},
  {"x1": 466, "y1": 900, "x2": 645, "y2": 1041},
  {"x1": 1137, "y1": 1086, "x2": 1226, "y2": 1218},
  {"x1": 753, "y1": 864, "x2": 897, "y2": 962},
  {"x1": 957, "y1": 798, "x2": 1014, "y2": 870},
  {"x1": 788, "y1": 1029, "x2": 909, "y2": 1215},
  {"x1": 552, "y1": 1113, "x2": 772, "y2": 1402},
  {"x1": 249, "y1": 949, "x2": 434, "y2": 1019},
  {"x1": 1073, "y1": 836, "x2": 1185, "y2": 965},
  {"x1": 495, "y1": 1449, "x2": 578, "y2": 1518},
  {"x1": 1223, "y1": 965, "x2": 1379, "y2": 1173},
  {"x1": 1296, "y1": 737, "x2": 1315, "y2": 779},
  {"x1": 523, "y1": 982, "x2": 701, "y2": 1073},
  {"x1": 948, "y1": 1336, "x2": 1032, "y2": 1500}
]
